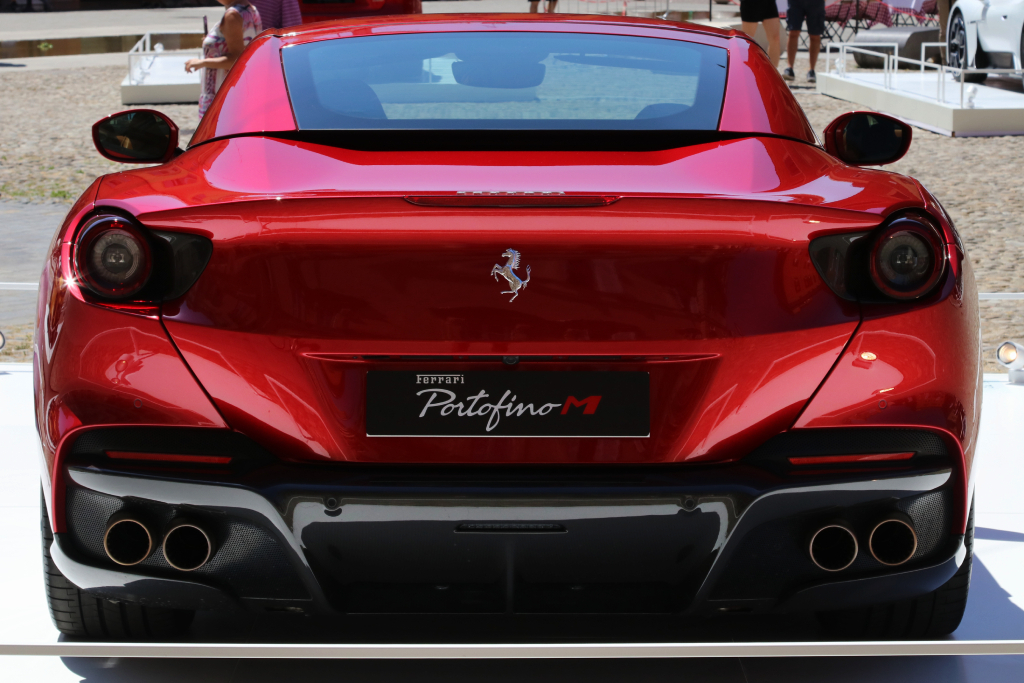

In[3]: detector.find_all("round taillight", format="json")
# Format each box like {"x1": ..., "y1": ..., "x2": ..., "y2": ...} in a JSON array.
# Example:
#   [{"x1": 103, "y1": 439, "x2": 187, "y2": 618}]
[
  {"x1": 868, "y1": 216, "x2": 947, "y2": 300},
  {"x1": 73, "y1": 216, "x2": 152, "y2": 299}
]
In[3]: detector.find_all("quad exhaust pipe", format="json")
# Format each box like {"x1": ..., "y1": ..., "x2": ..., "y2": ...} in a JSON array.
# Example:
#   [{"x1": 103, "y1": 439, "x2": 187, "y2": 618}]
[
  {"x1": 162, "y1": 519, "x2": 215, "y2": 572},
  {"x1": 868, "y1": 514, "x2": 918, "y2": 566},
  {"x1": 808, "y1": 514, "x2": 918, "y2": 572},
  {"x1": 103, "y1": 513, "x2": 155, "y2": 566},
  {"x1": 808, "y1": 521, "x2": 859, "y2": 572},
  {"x1": 103, "y1": 513, "x2": 214, "y2": 571}
]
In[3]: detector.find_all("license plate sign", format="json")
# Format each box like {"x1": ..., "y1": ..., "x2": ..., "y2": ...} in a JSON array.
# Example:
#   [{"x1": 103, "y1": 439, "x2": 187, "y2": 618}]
[{"x1": 366, "y1": 371, "x2": 649, "y2": 438}]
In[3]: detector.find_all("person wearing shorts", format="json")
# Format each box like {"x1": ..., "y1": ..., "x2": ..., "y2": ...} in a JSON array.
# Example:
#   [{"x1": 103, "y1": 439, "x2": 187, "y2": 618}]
[
  {"x1": 739, "y1": 0, "x2": 781, "y2": 68},
  {"x1": 783, "y1": 0, "x2": 825, "y2": 83}
]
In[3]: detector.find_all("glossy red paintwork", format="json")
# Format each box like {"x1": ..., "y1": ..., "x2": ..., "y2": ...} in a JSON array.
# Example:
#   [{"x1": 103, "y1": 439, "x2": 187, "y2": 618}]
[
  {"x1": 102, "y1": 135, "x2": 924, "y2": 211},
  {"x1": 35, "y1": 192, "x2": 226, "y2": 529},
  {"x1": 717, "y1": 35, "x2": 817, "y2": 144},
  {"x1": 37, "y1": 17, "x2": 980, "y2": 538},
  {"x1": 794, "y1": 244, "x2": 982, "y2": 534},
  {"x1": 149, "y1": 194, "x2": 865, "y2": 464},
  {"x1": 299, "y1": 0, "x2": 422, "y2": 24},
  {"x1": 190, "y1": 35, "x2": 296, "y2": 147},
  {"x1": 190, "y1": 15, "x2": 815, "y2": 147}
]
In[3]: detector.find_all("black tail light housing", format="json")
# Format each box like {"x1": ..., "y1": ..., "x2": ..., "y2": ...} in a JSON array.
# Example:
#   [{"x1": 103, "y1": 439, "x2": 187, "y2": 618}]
[
  {"x1": 71, "y1": 213, "x2": 212, "y2": 307},
  {"x1": 809, "y1": 212, "x2": 949, "y2": 303}
]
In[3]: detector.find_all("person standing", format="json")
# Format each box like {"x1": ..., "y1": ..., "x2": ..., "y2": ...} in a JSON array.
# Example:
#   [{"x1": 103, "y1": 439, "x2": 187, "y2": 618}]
[
  {"x1": 529, "y1": 0, "x2": 557, "y2": 11},
  {"x1": 782, "y1": 0, "x2": 825, "y2": 83},
  {"x1": 250, "y1": 0, "x2": 303, "y2": 30},
  {"x1": 937, "y1": 0, "x2": 949, "y2": 47},
  {"x1": 739, "y1": 0, "x2": 781, "y2": 68},
  {"x1": 185, "y1": 0, "x2": 262, "y2": 118}
]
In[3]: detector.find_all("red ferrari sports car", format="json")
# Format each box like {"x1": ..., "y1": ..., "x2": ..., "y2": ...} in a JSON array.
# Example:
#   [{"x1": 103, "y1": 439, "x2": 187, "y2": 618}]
[{"x1": 37, "y1": 14, "x2": 980, "y2": 641}]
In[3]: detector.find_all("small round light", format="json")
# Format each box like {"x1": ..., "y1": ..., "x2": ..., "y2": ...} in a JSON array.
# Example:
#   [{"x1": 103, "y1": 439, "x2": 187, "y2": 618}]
[
  {"x1": 860, "y1": 352, "x2": 877, "y2": 361},
  {"x1": 74, "y1": 215, "x2": 152, "y2": 299},
  {"x1": 997, "y1": 342, "x2": 1019, "y2": 366},
  {"x1": 869, "y1": 215, "x2": 946, "y2": 300}
]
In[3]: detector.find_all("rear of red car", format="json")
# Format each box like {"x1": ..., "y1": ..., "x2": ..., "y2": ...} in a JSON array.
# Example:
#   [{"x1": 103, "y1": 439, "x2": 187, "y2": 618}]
[{"x1": 35, "y1": 17, "x2": 980, "y2": 637}]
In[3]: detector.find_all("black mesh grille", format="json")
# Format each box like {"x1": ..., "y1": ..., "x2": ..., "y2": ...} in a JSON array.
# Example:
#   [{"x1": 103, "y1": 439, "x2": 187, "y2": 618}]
[
  {"x1": 899, "y1": 489, "x2": 951, "y2": 560},
  {"x1": 710, "y1": 487, "x2": 953, "y2": 601},
  {"x1": 66, "y1": 485, "x2": 308, "y2": 600}
]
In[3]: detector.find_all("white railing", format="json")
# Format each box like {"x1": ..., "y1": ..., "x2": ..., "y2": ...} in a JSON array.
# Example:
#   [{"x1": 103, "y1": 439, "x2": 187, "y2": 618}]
[
  {"x1": 125, "y1": 33, "x2": 201, "y2": 87},
  {"x1": 825, "y1": 41, "x2": 1024, "y2": 108}
]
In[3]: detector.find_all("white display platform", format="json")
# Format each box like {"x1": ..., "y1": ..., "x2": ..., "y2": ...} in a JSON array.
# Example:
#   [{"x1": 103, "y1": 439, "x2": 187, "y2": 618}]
[
  {"x1": 2, "y1": 362, "x2": 1024, "y2": 680},
  {"x1": 818, "y1": 70, "x2": 1024, "y2": 137},
  {"x1": 119, "y1": 34, "x2": 201, "y2": 106}
]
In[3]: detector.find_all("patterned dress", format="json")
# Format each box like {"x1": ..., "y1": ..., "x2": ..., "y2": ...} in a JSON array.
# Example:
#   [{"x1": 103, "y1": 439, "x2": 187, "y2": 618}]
[{"x1": 199, "y1": 3, "x2": 262, "y2": 118}]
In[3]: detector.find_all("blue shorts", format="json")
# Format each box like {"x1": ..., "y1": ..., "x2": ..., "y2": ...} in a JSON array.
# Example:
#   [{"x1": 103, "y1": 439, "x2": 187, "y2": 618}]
[{"x1": 787, "y1": 0, "x2": 826, "y2": 35}]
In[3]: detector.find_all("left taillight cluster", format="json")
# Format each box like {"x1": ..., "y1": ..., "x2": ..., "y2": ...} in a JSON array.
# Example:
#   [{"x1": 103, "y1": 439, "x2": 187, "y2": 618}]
[
  {"x1": 74, "y1": 216, "x2": 153, "y2": 299},
  {"x1": 70, "y1": 213, "x2": 212, "y2": 305},
  {"x1": 810, "y1": 211, "x2": 952, "y2": 303}
]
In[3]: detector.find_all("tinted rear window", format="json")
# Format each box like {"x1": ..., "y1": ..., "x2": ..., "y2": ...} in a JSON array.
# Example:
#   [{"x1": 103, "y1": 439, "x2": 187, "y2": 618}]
[{"x1": 282, "y1": 32, "x2": 728, "y2": 130}]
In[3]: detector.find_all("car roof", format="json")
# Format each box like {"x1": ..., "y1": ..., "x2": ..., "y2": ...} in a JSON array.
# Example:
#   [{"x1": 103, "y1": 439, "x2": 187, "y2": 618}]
[
  {"x1": 274, "y1": 13, "x2": 748, "y2": 48},
  {"x1": 190, "y1": 15, "x2": 816, "y2": 148}
]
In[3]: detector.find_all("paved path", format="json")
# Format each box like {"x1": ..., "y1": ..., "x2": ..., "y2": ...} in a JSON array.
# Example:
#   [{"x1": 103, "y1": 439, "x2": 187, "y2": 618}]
[
  {"x1": 0, "y1": 7, "x2": 212, "y2": 41},
  {"x1": 0, "y1": 201, "x2": 67, "y2": 328},
  {"x1": 0, "y1": 1, "x2": 725, "y2": 41}
]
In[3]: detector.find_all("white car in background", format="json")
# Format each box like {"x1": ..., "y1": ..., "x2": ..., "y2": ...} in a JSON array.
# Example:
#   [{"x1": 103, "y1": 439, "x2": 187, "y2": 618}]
[{"x1": 948, "y1": 0, "x2": 1024, "y2": 81}]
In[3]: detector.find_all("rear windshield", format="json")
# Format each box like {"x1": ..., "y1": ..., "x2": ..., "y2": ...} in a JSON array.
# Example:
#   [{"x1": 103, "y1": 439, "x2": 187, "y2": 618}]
[{"x1": 282, "y1": 32, "x2": 728, "y2": 131}]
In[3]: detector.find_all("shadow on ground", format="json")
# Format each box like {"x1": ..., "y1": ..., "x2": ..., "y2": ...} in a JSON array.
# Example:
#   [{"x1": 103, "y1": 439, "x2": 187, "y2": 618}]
[{"x1": 46, "y1": 554, "x2": 1024, "y2": 683}]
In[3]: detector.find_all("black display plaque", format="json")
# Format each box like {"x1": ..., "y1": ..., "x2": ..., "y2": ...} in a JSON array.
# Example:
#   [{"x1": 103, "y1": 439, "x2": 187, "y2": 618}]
[{"x1": 366, "y1": 371, "x2": 649, "y2": 438}]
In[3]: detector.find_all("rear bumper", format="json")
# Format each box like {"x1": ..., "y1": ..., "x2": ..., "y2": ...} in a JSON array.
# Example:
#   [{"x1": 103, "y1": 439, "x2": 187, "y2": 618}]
[{"x1": 57, "y1": 464, "x2": 964, "y2": 616}]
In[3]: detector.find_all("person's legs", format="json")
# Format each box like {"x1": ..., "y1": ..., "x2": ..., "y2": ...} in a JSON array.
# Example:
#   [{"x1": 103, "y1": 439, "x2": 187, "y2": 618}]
[
  {"x1": 529, "y1": 0, "x2": 540, "y2": 12},
  {"x1": 808, "y1": 34, "x2": 821, "y2": 71},
  {"x1": 805, "y1": 0, "x2": 825, "y2": 75},
  {"x1": 546, "y1": 0, "x2": 557, "y2": 11},
  {"x1": 740, "y1": 21, "x2": 759, "y2": 38},
  {"x1": 762, "y1": 17, "x2": 781, "y2": 67},
  {"x1": 787, "y1": 31, "x2": 801, "y2": 69},
  {"x1": 786, "y1": 0, "x2": 804, "y2": 69},
  {"x1": 937, "y1": 0, "x2": 949, "y2": 43}
]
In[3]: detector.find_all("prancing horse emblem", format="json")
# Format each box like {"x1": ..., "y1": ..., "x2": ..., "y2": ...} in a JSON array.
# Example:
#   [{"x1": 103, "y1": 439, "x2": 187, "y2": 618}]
[{"x1": 490, "y1": 248, "x2": 531, "y2": 302}]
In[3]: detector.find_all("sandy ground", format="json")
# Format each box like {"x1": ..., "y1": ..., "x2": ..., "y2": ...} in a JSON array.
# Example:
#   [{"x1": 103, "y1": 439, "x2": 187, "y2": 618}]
[{"x1": 0, "y1": 54, "x2": 1021, "y2": 368}]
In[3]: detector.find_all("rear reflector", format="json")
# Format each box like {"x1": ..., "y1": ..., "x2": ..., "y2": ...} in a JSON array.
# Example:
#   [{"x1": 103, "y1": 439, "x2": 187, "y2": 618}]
[
  {"x1": 105, "y1": 451, "x2": 232, "y2": 465},
  {"x1": 788, "y1": 452, "x2": 914, "y2": 466},
  {"x1": 404, "y1": 195, "x2": 620, "y2": 208}
]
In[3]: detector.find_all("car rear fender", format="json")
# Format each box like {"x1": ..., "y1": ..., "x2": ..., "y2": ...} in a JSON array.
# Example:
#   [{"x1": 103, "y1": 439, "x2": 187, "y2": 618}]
[{"x1": 792, "y1": 249, "x2": 982, "y2": 535}]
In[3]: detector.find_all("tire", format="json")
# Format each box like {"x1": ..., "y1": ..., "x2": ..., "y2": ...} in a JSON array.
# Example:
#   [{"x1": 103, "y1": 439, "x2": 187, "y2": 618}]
[
  {"x1": 41, "y1": 490, "x2": 195, "y2": 640},
  {"x1": 948, "y1": 12, "x2": 988, "y2": 83},
  {"x1": 817, "y1": 498, "x2": 974, "y2": 640}
]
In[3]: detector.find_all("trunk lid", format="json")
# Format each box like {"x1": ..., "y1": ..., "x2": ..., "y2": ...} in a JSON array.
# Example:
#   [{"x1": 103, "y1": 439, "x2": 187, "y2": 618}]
[{"x1": 156, "y1": 196, "x2": 870, "y2": 464}]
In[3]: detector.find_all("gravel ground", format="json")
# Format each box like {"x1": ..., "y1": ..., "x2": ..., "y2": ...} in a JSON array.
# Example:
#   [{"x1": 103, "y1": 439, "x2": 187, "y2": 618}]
[
  {"x1": 0, "y1": 323, "x2": 34, "y2": 363},
  {"x1": 0, "y1": 66, "x2": 198, "y2": 202},
  {"x1": 0, "y1": 59, "x2": 1021, "y2": 369}
]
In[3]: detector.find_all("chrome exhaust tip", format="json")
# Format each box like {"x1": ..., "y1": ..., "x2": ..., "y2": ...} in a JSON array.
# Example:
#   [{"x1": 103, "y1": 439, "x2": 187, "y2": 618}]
[
  {"x1": 809, "y1": 522, "x2": 859, "y2": 572},
  {"x1": 103, "y1": 513, "x2": 154, "y2": 566},
  {"x1": 162, "y1": 520, "x2": 214, "y2": 572},
  {"x1": 869, "y1": 514, "x2": 918, "y2": 566}
]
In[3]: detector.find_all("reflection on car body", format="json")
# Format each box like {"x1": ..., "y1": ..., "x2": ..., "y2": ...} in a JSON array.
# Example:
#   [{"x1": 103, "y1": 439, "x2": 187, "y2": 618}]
[{"x1": 36, "y1": 15, "x2": 979, "y2": 642}]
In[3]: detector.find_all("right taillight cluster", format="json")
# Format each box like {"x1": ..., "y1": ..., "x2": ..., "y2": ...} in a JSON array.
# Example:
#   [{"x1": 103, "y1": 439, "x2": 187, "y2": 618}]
[
  {"x1": 810, "y1": 212, "x2": 949, "y2": 303},
  {"x1": 69, "y1": 213, "x2": 213, "y2": 309}
]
